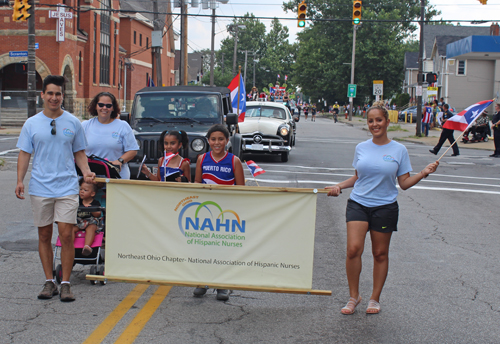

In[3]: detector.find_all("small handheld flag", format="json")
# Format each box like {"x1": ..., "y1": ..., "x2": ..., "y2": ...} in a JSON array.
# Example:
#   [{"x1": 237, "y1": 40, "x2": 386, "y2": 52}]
[
  {"x1": 147, "y1": 76, "x2": 155, "y2": 87},
  {"x1": 245, "y1": 160, "x2": 265, "y2": 177}
]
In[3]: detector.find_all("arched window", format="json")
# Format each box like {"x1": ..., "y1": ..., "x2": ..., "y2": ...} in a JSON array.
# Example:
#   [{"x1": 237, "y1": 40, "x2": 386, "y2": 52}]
[{"x1": 100, "y1": 0, "x2": 111, "y2": 85}]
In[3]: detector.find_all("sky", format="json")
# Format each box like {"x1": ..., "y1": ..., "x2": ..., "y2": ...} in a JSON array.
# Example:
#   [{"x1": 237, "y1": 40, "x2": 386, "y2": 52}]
[{"x1": 172, "y1": 0, "x2": 500, "y2": 53}]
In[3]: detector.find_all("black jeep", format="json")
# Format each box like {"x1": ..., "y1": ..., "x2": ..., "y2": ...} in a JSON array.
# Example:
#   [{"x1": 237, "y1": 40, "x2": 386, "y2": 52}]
[{"x1": 122, "y1": 86, "x2": 242, "y2": 179}]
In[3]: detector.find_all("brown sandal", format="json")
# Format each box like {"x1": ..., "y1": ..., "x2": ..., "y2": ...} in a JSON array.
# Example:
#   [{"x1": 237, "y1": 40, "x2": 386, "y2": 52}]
[{"x1": 341, "y1": 296, "x2": 362, "y2": 315}]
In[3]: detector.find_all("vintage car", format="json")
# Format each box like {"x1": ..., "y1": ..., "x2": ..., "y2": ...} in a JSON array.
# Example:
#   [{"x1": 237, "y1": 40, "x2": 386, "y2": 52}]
[
  {"x1": 238, "y1": 102, "x2": 295, "y2": 162},
  {"x1": 121, "y1": 86, "x2": 242, "y2": 179}
]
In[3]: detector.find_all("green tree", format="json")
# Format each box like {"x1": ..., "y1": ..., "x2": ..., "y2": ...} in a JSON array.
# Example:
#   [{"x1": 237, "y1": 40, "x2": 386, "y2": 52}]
[{"x1": 283, "y1": 0, "x2": 439, "y2": 106}]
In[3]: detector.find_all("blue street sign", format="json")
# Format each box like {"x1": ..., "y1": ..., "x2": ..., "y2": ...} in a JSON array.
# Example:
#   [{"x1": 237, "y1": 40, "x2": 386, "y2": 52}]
[
  {"x1": 9, "y1": 51, "x2": 28, "y2": 57},
  {"x1": 35, "y1": 43, "x2": 39, "y2": 49}
]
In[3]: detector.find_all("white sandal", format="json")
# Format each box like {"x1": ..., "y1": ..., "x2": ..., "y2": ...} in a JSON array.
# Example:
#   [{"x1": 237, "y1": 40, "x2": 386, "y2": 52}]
[{"x1": 341, "y1": 296, "x2": 362, "y2": 315}]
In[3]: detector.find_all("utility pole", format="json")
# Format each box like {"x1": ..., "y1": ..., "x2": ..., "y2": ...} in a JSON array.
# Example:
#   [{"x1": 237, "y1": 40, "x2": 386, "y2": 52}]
[
  {"x1": 221, "y1": 53, "x2": 225, "y2": 74},
  {"x1": 27, "y1": 1, "x2": 36, "y2": 117},
  {"x1": 179, "y1": 0, "x2": 188, "y2": 85},
  {"x1": 231, "y1": 25, "x2": 239, "y2": 77},
  {"x1": 209, "y1": 6, "x2": 216, "y2": 86},
  {"x1": 153, "y1": 0, "x2": 162, "y2": 86},
  {"x1": 239, "y1": 50, "x2": 255, "y2": 87},
  {"x1": 348, "y1": 25, "x2": 357, "y2": 121},
  {"x1": 416, "y1": 0, "x2": 424, "y2": 136}
]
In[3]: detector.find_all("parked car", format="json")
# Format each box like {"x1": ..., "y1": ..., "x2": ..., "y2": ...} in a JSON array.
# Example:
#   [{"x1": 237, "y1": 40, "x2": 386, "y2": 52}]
[
  {"x1": 398, "y1": 106, "x2": 417, "y2": 122},
  {"x1": 121, "y1": 86, "x2": 242, "y2": 179},
  {"x1": 238, "y1": 102, "x2": 295, "y2": 162}
]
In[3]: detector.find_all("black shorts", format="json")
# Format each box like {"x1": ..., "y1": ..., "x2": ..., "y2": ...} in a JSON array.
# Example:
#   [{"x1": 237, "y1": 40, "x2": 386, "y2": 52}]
[{"x1": 346, "y1": 199, "x2": 399, "y2": 233}]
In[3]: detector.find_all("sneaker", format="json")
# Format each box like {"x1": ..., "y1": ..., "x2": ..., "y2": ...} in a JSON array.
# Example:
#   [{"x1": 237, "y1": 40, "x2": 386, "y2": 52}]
[
  {"x1": 193, "y1": 287, "x2": 208, "y2": 297},
  {"x1": 59, "y1": 283, "x2": 75, "y2": 302},
  {"x1": 38, "y1": 281, "x2": 58, "y2": 299},
  {"x1": 216, "y1": 289, "x2": 230, "y2": 301}
]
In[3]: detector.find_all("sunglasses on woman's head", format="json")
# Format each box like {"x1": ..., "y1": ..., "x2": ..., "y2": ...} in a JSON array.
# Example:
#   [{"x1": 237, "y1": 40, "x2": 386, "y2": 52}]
[
  {"x1": 97, "y1": 103, "x2": 113, "y2": 108},
  {"x1": 50, "y1": 119, "x2": 56, "y2": 135}
]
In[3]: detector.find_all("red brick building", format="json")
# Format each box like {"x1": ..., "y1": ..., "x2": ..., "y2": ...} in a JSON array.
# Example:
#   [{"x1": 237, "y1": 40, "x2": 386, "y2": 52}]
[{"x1": 0, "y1": 0, "x2": 175, "y2": 117}]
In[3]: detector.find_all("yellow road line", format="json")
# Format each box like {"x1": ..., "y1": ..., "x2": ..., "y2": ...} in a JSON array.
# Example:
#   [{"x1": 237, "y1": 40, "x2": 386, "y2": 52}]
[
  {"x1": 113, "y1": 286, "x2": 172, "y2": 344},
  {"x1": 82, "y1": 284, "x2": 149, "y2": 344}
]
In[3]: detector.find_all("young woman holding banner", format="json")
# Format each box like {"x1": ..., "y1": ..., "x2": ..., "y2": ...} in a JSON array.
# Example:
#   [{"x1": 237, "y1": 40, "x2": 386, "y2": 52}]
[{"x1": 326, "y1": 102, "x2": 439, "y2": 315}]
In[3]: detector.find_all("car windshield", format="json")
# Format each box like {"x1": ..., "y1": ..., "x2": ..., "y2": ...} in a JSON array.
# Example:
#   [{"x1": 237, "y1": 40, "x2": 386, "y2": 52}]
[
  {"x1": 246, "y1": 106, "x2": 286, "y2": 120},
  {"x1": 133, "y1": 92, "x2": 221, "y2": 131}
]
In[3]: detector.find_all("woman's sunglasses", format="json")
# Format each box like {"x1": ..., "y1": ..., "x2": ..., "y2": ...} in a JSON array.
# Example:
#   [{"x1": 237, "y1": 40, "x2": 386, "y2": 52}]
[{"x1": 97, "y1": 103, "x2": 113, "y2": 108}]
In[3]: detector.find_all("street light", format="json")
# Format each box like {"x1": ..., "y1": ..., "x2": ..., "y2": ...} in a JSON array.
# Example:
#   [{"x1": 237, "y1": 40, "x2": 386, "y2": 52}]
[
  {"x1": 253, "y1": 58, "x2": 259, "y2": 87},
  {"x1": 228, "y1": 24, "x2": 246, "y2": 76}
]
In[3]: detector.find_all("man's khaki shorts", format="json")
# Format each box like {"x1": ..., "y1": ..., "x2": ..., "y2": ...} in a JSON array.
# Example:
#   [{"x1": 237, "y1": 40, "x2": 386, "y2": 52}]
[{"x1": 30, "y1": 194, "x2": 79, "y2": 227}]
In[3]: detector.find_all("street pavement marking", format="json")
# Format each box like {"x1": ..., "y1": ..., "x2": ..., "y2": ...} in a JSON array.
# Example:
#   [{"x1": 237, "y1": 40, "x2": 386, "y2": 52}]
[
  {"x1": 0, "y1": 148, "x2": 20, "y2": 156},
  {"x1": 83, "y1": 284, "x2": 149, "y2": 344},
  {"x1": 114, "y1": 286, "x2": 172, "y2": 344}
]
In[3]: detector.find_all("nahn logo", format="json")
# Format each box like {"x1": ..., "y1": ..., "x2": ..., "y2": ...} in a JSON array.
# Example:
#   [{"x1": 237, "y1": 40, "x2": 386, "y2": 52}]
[
  {"x1": 112, "y1": 132, "x2": 119, "y2": 139},
  {"x1": 63, "y1": 128, "x2": 75, "y2": 137},
  {"x1": 383, "y1": 155, "x2": 396, "y2": 162},
  {"x1": 177, "y1": 200, "x2": 245, "y2": 236}
]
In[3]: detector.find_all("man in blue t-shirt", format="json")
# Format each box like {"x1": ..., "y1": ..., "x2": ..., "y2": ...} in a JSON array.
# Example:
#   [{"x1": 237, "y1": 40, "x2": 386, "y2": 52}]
[{"x1": 15, "y1": 75, "x2": 95, "y2": 302}]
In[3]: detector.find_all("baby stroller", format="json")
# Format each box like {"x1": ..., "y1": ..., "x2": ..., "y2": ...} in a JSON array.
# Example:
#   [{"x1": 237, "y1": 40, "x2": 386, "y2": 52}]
[{"x1": 53, "y1": 155, "x2": 121, "y2": 285}]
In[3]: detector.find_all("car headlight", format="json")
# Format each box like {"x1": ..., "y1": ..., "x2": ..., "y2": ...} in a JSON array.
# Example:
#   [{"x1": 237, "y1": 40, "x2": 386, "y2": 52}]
[
  {"x1": 191, "y1": 138, "x2": 205, "y2": 152},
  {"x1": 279, "y1": 126, "x2": 289, "y2": 136}
]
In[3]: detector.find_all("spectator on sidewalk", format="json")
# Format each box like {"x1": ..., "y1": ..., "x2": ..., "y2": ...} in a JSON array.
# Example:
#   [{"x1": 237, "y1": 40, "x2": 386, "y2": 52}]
[
  {"x1": 422, "y1": 102, "x2": 433, "y2": 137},
  {"x1": 429, "y1": 104, "x2": 459, "y2": 157},
  {"x1": 490, "y1": 103, "x2": 500, "y2": 157},
  {"x1": 15, "y1": 75, "x2": 95, "y2": 302}
]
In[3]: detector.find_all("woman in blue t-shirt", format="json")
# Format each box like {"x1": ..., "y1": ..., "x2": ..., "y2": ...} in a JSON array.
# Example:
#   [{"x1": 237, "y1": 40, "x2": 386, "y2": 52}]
[
  {"x1": 326, "y1": 101, "x2": 439, "y2": 315},
  {"x1": 82, "y1": 92, "x2": 139, "y2": 179}
]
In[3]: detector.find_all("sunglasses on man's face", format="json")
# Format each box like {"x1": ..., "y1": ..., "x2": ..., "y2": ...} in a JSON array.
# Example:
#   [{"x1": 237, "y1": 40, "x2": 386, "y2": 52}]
[
  {"x1": 97, "y1": 103, "x2": 113, "y2": 109},
  {"x1": 50, "y1": 119, "x2": 56, "y2": 135}
]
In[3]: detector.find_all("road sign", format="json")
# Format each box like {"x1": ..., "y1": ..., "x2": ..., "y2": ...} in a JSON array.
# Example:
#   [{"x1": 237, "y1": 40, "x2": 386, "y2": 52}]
[
  {"x1": 35, "y1": 43, "x2": 39, "y2": 49},
  {"x1": 347, "y1": 84, "x2": 357, "y2": 98},
  {"x1": 9, "y1": 51, "x2": 28, "y2": 57},
  {"x1": 373, "y1": 80, "x2": 383, "y2": 96}
]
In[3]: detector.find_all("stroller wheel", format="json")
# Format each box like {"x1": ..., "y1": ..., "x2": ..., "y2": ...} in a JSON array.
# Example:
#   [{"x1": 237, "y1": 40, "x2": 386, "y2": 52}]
[
  {"x1": 55, "y1": 264, "x2": 62, "y2": 284},
  {"x1": 89, "y1": 265, "x2": 97, "y2": 285},
  {"x1": 99, "y1": 266, "x2": 106, "y2": 285}
]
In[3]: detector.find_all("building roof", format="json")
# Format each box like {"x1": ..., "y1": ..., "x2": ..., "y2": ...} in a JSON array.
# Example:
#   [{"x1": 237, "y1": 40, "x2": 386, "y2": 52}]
[
  {"x1": 120, "y1": 0, "x2": 170, "y2": 22},
  {"x1": 423, "y1": 25, "x2": 490, "y2": 58},
  {"x1": 447, "y1": 35, "x2": 500, "y2": 60},
  {"x1": 404, "y1": 52, "x2": 419, "y2": 69},
  {"x1": 433, "y1": 36, "x2": 466, "y2": 57}
]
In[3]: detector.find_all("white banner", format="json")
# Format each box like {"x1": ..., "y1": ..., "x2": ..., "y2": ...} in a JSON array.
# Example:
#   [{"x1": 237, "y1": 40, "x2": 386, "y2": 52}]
[{"x1": 104, "y1": 182, "x2": 318, "y2": 290}]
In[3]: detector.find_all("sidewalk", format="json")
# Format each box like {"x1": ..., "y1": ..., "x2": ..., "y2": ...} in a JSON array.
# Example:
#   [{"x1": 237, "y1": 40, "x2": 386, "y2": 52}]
[
  {"x1": 336, "y1": 116, "x2": 494, "y2": 152},
  {"x1": 0, "y1": 127, "x2": 22, "y2": 135}
]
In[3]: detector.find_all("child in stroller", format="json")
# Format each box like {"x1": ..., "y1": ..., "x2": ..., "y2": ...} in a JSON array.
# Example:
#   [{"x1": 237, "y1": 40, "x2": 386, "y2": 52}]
[{"x1": 53, "y1": 155, "x2": 120, "y2": 285}]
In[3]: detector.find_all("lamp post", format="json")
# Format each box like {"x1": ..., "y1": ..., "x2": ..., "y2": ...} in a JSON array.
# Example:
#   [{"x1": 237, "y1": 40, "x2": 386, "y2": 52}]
[{"x1": 253, "y1": 58, "x2": 259, "y2": 87}]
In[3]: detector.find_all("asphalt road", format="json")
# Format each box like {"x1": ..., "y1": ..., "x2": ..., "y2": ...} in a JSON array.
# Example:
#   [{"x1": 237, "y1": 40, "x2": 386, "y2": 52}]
[{"x1": 1, "y1": 117, "x2": 500, "y2": 343}]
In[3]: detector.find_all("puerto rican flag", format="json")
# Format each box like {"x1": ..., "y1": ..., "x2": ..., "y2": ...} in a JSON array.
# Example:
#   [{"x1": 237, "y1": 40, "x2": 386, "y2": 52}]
[
  {"x1": 443, "y1": 99, "x2": 494, "y2": 131},
  {"x1": 245, "y1": 160, "x2": 265, "y2": 177},
  {"x1": 147, "y1": 76, "x2": 155, "y2": 87},
  {"x1": 277, "y1": 74, "x2": 280, "y2": 79},
  {"x1": 284, "y1": 75, "x2": 288, "y2": 81},
  {"x1": 228, "y1": 73, "x2": 246, "y2": 122}
]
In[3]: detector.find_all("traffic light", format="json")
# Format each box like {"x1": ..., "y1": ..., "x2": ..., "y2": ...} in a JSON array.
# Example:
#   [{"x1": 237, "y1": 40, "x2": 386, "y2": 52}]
[
  {"x1": 426, "y1": 73, "x2": 437, "y2": 84},
  {"x1": 21, "y1": 0, "x2": 32, "y2": 21},
  {"x1": 297, "y1": 1, "x2": 306, "y2": 28},
  {"x1": 352, "y1": 0, "x2": 362, "y2": 25},
  {"x1": 12, "y1": 0, "x2": 25, "y2": 22}
]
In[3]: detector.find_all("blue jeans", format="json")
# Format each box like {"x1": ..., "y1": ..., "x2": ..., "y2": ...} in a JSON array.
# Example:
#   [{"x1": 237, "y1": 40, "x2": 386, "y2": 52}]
[{"x1": 422, "y1": 122, "x2": 430, "y2": 137}]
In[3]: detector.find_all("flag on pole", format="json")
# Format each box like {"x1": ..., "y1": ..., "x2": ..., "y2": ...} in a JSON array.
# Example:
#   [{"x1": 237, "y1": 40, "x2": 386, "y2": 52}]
[
  {"x1": 228, "y1": 73, "x2": 246, "y2": 122},
  {"x1": 277, "y1": 74, "x2": 280, "y2": 79},
  {"x1": 443, "y1": 99, "x2": 494, "y2": 131},
  {"x1": 148, "y1": 76, "x2": 155, "y2": 87},
  {"x1": 245, "y1": 160, "x2": 266, "y2": 177},
  {"x1": 285, "y1": 75, "x2": 288, "y2": 81}
]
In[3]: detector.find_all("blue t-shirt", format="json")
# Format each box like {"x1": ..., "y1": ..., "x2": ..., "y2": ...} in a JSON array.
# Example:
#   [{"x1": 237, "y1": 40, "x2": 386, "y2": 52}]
[
  {"x1": 350, "y1": 139, "x2": 412, "y2": 207},
  {"x1": 17, "y1": 111, "x2": 87, "y2": 198},
  {"x1": 81, "y1": 117, "x2": 139, "y2": 179}
]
